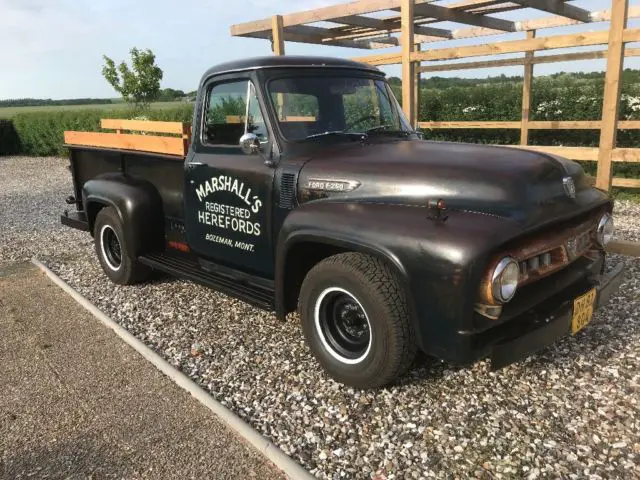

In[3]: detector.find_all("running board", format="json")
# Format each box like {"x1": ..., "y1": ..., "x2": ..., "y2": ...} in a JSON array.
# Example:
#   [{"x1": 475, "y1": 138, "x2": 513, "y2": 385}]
[{"x1": 139, "y1": 252, "x2": 275, "y2": 311}]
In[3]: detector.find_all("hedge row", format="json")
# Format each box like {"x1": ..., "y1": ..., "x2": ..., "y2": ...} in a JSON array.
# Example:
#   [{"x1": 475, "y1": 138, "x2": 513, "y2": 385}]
[
  {"x1": 1, "y1": 105, "x2": 193, "y2": 157},
  {"x1": 1, "y1": 80, "x2": 640, "y2": 168}
]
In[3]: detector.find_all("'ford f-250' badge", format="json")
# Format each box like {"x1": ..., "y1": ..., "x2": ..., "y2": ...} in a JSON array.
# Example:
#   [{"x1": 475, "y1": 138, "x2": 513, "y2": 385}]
[{"x1": 563, "y1": 177, "x2": 576, "y2": 199}]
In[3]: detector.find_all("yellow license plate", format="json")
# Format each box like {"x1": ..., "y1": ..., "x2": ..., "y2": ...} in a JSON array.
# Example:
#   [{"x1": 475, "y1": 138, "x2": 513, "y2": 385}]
[{"x1": 571, "y1": 288, "x2": 597, "y2": 335}]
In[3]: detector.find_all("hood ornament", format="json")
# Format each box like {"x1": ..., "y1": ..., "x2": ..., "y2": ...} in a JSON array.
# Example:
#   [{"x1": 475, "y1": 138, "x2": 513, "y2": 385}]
[
  {"x1": 562, "y1": 177, "x2": 576, "y2": 199},
  {"x1": 427, "y1": 198, "x2": 448, "y2": 222}
]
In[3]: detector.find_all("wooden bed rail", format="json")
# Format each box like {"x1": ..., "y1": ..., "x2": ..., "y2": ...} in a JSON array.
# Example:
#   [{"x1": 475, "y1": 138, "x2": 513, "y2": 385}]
[{"x1": 64, "y1": 119, "x2": 192, "y2": 156}]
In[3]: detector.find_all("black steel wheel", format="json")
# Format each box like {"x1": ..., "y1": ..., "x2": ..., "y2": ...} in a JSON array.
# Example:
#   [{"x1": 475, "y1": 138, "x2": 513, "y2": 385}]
[
  {"x1": 100, "y1": 225, "x2": 122, "y2": 271},
  {"x1": 299, "y1": 252, "x2": 416, "y2": 389},
  {"x1": 94, "y1": 206, "x2": 151, "y2": 285},
  {"x1": 315, "y1": 287, "x2": 371, "y2": 364}
]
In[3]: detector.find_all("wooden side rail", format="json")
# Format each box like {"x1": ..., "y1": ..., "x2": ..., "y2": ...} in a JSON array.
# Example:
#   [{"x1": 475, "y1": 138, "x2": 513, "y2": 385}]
[
  {"x1": 64, "y1": 119, "x2": 191, "y2": 157},
  {"x1": 418, "y1": 121, "x2": 640, "y2": 130},
  {"x1": 100, "y1": 119, "x2": 191, "y2": 137}
]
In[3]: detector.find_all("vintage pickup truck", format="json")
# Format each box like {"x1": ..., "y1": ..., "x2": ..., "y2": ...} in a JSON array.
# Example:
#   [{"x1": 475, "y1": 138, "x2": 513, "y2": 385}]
[{"x1": 62, "y1": 56, "x2": 624, "y2": 388}]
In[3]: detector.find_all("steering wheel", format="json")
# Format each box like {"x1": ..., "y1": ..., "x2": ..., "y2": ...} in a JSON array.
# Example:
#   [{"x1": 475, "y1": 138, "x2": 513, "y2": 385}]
[{"x1": 344, "y1": 114, "x2": 378, "y2": 132}]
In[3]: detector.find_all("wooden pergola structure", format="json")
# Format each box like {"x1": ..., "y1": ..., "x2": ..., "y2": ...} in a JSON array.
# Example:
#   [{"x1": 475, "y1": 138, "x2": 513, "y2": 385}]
[{"x1": 231, "y1": 0, "x2": 640, "y2": 194}]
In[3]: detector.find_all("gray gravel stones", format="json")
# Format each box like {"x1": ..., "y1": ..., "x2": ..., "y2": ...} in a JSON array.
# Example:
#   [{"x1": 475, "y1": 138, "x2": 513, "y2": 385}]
[
  {"x1": 0, "y1": 156, "x2": 89, "y2": 264},
  {"x1": 2, "y1": 156, "x2": 640, "y2": 479}
]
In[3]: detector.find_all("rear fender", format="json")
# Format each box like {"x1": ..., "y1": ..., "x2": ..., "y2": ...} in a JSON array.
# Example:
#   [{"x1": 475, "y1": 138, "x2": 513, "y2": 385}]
[{"x1": 83, "y1": 173, "x2": 164, "y2": 256}]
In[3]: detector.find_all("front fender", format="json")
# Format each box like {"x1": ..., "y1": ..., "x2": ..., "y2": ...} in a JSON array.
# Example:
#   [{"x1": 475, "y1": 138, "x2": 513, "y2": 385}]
[
  {"x1": 276, "y1": 201, "x2": 523, "y2": 356},
  {"x1": 83, "y1": 173, "x2": 164, "y2": 256}
]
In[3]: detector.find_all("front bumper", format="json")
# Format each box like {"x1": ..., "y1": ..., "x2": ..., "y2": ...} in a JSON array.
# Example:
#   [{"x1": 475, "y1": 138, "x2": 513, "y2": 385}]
[{"x1": 488, "y1": 261, "x2": 625, "y2": 369}]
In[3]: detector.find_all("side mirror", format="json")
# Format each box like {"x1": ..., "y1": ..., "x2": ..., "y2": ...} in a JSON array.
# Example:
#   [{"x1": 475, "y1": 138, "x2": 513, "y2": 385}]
[{"x1": 239, "y1": 133, "x2": 261, "y2": 155}]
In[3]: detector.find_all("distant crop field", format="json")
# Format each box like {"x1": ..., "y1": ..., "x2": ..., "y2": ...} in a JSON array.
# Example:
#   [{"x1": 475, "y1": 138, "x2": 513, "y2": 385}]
[{"x1": 0, "y1": 101, "x2": 189, "y2": 118}]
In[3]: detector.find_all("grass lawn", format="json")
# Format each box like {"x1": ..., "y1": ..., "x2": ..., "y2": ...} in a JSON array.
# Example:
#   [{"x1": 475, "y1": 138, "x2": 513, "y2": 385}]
[{"x1": 0, "y1": 101, "x2": 188, "y2": 118}]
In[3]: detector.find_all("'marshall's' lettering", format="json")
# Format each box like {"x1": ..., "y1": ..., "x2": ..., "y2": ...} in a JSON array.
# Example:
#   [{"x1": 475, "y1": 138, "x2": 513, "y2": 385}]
[{"x1": 195, "y1": 175, "x2": 263, "y2": 213}]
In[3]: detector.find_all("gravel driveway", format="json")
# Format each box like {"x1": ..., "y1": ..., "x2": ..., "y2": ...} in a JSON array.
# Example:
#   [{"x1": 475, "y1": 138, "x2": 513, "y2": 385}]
[{"x1": 2, "y1": 156, "x2": 639, "y2": 479}]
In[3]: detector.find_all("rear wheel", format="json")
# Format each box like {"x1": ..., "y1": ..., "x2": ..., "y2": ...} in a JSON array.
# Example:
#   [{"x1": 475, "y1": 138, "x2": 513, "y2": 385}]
[
  {"x1": 94, "y1": 206, "x2": 151, "y2": 285},
  {"x1": 299, "y1": 252, "x2": 416, "y2": 389}
]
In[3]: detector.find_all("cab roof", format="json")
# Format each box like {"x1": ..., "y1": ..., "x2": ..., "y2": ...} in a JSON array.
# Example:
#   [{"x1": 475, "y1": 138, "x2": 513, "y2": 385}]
[{"x1": 202, "y1": 55, "x2": 382, "y2": 79}]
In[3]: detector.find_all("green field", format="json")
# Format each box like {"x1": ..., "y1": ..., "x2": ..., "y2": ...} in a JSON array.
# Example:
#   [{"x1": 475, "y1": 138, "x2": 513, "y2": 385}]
[{"x1": 0, "y1": 101, "x2": 189, "y2": 119}]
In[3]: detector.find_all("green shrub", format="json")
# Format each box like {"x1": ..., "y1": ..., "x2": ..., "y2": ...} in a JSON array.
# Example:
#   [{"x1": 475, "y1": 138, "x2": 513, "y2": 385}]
[
  {"x1": 0, "y1": 119, "x2": 21, "y2": 155},
  {"x1": 9, "y1": 105, "x2": 194, "y2": 156}
]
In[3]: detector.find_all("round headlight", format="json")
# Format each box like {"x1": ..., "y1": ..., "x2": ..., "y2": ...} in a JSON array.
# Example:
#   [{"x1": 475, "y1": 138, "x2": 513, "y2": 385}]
[
  {"x1": 596, "y1": 213, "x2": 614, "y2": 247},
  {"x1": 491, "y1": 257, "x2": 520, "y2": 303}
]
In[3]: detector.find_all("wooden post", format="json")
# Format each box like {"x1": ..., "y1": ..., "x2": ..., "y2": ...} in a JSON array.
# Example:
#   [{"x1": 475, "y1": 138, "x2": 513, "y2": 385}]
[
  {"x1": 272, "y1": 15, "x2": 286, "y2": 120},
  {"x1": 520, "y1": 30, "x2": 535, "y2": 146},
  {"x1": 414, "y1": 43, "x2": 421, "y2": 125},
  {"x1": 271, "y1": 15, "x2": 285, "y2": 55},
  {"x1": 596, "y1": 0, "x2": 628, "y2": 191},
  {"x1": 401, "y1": 0, "x2": 415, "y2": 126}
]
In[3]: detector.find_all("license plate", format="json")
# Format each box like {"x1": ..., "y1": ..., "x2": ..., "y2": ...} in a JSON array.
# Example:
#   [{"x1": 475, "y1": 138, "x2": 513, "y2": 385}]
[{"x1": 571, "y1": 288, "x2": 597, "y2": 335}]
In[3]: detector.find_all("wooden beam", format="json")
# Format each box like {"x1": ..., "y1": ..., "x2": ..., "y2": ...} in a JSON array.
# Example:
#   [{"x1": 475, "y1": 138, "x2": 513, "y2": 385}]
[
  {"x1": 419, "y1": 121, "x2": 522, "y2": 128},
  {"x1": 414, "y1": 25, "x2": 454, "y2": 38},
  {"x1": 357, "y1": 36, "x2": 400, "y2": 46},
  {"x1": 401, "y1": 0, "x2": 415, "y2": 126},
  {"x1": 232, "y1": 0, "x2": 409, "y2": 36},
  {"x1": 410, "y1": 2, "x2": 517, "y2": 31},
  {"x1": 596, "y1": 0, "x2": 628, "y2": 191},
  {"x1": 283, "y1": 24, "x2": 396, "y2": 47},
  {"x1": 411, "y1": 28, "x2": 640, "y2": 62},
  {"x1": 414, "y1": 43, "x2": 421, "y2": 122},
  {"x1": 330, "y1": 14, "x2": 452, "y2": 39},
  {"x1": 250, "y1": 28, "x2": 383, "y2": 49},
  {"x1": 100, "y1": 119, "x2": 188, "y2": 135},
  {"x1": 418, "y1": 48, "x2": 640, "y2": 72},
  {"x1": 612, "y1": 177, "x2": 640, "y2": 187},
  {"x1": 352, "y1": 52, "x2": 402, "y2": 65},
  {"x1": 285, "y1": 24, "x2": 335, "y2": 38},
  {"x1": 332, "y1": 14, "x2": 390, "y2": 30},
  {"x1": 64, "y1": 131, "x2": 187, "y2": 157},
  {"x1": 520, "y1": 30, "x2": 535, "y2": 146},
  {"x1": 272, "y1": 15, "x2": 286, "y2": 120},
  {"x1": 272, "y1": 15, "x2": 285, "y2": 55},
  {"x1": 510, "y1": 0, "x2": 593, "y2": 23},
  {"x1": 418, "y1": 120, "x2": 640, "y2": 131},
  {"x1": 612, "y1": 147, "x2": 640, "y2": 162},
  {"x1": 415, "y1": 5, "x2": 640, "y2": 45}
]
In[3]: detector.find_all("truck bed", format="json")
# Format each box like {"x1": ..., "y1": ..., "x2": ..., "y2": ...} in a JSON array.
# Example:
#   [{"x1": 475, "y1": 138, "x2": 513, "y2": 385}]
[{"x1": 66, "y1": 145, "x2": 186, "y2": 222}]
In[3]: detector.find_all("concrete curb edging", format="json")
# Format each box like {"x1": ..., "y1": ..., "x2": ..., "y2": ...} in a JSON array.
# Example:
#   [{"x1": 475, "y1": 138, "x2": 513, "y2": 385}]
[{"x1": 31, "y1": 258, "x2": 314, "y2": 480}]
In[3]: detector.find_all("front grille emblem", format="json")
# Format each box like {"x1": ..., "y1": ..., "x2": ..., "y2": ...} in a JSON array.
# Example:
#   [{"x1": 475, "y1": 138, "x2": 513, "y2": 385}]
[{"x1": 562, "y1": 177, "x2": 576, "y2": 198}]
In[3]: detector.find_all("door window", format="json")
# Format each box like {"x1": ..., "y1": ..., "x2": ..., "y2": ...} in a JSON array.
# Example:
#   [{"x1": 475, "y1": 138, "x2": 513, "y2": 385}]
[{"x1": 203, "y1": 80, "x2": 268, "y2": 150}]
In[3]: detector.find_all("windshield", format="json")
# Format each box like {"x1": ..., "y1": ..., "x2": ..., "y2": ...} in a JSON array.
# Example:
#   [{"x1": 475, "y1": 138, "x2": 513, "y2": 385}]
[{"x1": 268, "y1": 76, "x2": 412, "y2": 141}]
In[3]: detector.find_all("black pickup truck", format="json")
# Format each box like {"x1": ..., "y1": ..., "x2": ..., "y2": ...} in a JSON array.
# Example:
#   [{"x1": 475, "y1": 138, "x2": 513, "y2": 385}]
[{"x1": 61, "y1": 56, "x2": 624, "y2": 388}]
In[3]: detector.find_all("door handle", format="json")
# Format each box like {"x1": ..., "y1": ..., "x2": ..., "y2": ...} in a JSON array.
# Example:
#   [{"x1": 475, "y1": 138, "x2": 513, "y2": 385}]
[{"x1": 187, "y1": 162, "x2": 205, "y2": 169}]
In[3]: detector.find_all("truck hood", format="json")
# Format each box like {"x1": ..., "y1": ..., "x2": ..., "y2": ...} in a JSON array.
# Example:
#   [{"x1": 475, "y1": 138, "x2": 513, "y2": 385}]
[{"x1": 297, "y1": 140, "x2": 609, "y2": 229}]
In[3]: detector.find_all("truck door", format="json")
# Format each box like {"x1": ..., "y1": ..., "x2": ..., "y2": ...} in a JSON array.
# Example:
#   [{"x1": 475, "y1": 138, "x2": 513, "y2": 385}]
[{"x1": 184, "y1": 76, "x2": 276, "y2": 276}]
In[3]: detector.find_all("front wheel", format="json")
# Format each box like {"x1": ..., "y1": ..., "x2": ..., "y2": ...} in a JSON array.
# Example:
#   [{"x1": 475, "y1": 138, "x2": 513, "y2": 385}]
[
  {"x1": 298, "y1": 253, "x2": 416, "y2": 389},
  {"x1": 94, "y1": 206, "x2": 151, "y2": 285}
]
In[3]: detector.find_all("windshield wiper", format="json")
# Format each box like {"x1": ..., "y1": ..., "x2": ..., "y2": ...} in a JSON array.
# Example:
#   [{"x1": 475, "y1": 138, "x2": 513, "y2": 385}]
[
  {"x1": 365, "y1": 125, "x2": 410, "y2": 137},
  {"x1": 302, "y1": 130, "x2": 364, "y2": 141}
]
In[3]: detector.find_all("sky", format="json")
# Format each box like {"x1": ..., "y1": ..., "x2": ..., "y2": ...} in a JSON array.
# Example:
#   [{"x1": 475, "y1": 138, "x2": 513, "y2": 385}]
[{"x1": 1, "y1": 0, "x2": 639, "y2": 100}]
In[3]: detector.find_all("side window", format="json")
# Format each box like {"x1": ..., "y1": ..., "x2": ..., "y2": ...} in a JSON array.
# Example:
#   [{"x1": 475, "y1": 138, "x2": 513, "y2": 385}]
[{"x1": 203, "y1": 80, "x2": 268, "y2": 150}]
